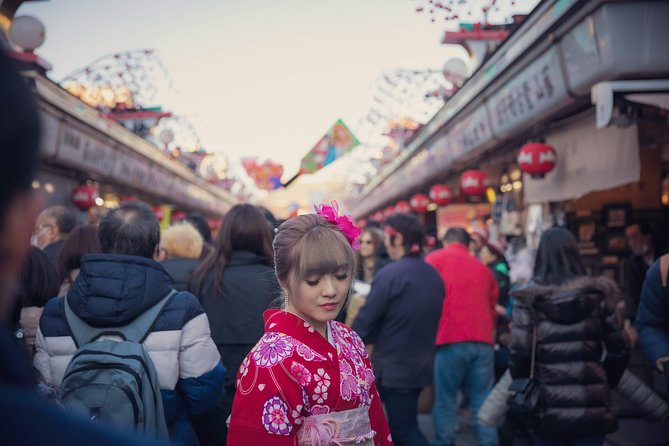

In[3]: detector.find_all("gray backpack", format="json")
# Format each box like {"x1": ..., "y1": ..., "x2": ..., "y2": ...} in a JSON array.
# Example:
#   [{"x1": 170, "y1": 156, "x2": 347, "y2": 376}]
[{"x1": 61, "y1": 291, "x2": 175, "y2": 439}]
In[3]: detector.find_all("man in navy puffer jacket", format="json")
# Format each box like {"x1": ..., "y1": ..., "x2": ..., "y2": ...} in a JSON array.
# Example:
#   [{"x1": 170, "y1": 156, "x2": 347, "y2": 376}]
[{"x1": 35, "y1": 201, "x2": 227, "y2": 445}]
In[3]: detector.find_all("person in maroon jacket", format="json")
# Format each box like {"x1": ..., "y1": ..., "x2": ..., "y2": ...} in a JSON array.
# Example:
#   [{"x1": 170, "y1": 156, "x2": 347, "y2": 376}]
[{"x1": 425, "y1": 227, "x2": 499, "y2": 446}]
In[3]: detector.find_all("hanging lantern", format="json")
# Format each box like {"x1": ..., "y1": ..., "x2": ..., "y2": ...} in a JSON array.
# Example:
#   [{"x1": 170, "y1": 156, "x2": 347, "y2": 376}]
[
  {"x1": 517, "y1": 142, "x2": 557, "y2": 178},
  {"x1": 410, "y1": 193, "x2": 430, "y2": 213},
  {"x1": 395, "y1": 200, "x2": 411, "y2": 214},
  {"x1": 71, "y1": 185, "x2": 98, "y2": 211},
  {"x1": 171, "y1": 210, "x2": 187, "y2": 222},
  {"x1": 370, "y1": 211, "x2": 384, "y2": 222},
  {"x1": 357, "y1": 218, "x2": 368, "y2": 228},
  {"x1": 429, "y1": 184, "x2": 453, "y2": 206},
  {"x1": 460, "y1": 170, "x2": 489, "y2": 196},
  {"x1": 153, "y1": 206, "x2": 165, "y2": 221},
  {"x1": 383, "y1": 205, "x2": 396, "y2": 219}
]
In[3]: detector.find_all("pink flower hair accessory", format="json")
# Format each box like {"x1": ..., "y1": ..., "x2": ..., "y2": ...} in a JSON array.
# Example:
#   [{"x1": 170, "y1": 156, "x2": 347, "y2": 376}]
[{"x1": 314, "y1": 201, "x2": 361, "y2": 250}]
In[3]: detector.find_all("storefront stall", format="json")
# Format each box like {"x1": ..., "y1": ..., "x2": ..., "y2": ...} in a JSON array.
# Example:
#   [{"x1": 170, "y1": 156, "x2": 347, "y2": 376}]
[
  {"x1": 27, "y1": 71, "x2": 236, "y2": 219},
  {"x1": 353, "y1": 0, "x2": 669, "y2": 290}
]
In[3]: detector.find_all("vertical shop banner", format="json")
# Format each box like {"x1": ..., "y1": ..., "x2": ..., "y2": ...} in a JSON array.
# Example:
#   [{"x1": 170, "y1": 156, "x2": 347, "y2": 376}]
[
  {"x1": 300, "y1": 119, "x2": 360, "y2": 174},
  {"x1": 523, "y1": 113, "x2": 640, "y2": 204}
]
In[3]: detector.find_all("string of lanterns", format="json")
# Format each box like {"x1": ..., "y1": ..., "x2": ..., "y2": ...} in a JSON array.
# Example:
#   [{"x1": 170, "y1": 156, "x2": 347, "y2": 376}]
[{"x1": 365, "y1": 140, "x2": 558, "y2": 221}]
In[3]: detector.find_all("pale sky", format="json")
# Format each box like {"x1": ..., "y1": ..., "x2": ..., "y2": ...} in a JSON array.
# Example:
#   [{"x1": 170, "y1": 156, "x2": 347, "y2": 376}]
[{"x1": 19, "y1": 0, "x2": 539, "y2": 179}]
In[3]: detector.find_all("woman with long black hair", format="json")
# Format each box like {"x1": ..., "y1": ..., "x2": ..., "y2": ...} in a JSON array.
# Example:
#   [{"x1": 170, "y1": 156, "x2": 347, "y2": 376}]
[
  {"x1": 509, "y1": 227, "x2": 630, "y2": 446},
  {"x1": 190, "y1": 204, "x2": 279, "y2": 446}
]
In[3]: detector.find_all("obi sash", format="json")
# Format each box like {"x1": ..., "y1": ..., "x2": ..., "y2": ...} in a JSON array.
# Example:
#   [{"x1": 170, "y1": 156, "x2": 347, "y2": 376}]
[{"x1": 297, "y1": 406, "x2": 376, "y2": 446}]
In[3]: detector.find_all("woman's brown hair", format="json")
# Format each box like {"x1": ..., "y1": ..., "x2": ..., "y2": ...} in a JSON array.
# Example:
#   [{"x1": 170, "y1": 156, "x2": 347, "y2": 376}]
[
  {"x1": 58, "y1": 224, "x2": 101, "y2": 283},
  {"x1": 273, "y1": 214, "x2": 355, "y2": 296}
]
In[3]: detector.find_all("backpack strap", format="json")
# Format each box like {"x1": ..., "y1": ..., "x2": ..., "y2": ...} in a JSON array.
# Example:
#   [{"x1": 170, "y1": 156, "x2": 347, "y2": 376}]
[
  {"x1": 660, "y1": 254, "x2": 669, "y2": 288},
  {"x1": 64, "y1": 290, "x2": 177, "y2": 347}
]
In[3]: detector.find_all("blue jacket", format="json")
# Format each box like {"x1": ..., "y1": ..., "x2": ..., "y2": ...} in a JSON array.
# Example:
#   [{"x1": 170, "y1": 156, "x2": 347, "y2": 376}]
[
  {"x1": 352, "y1": 256, "x2": 444, "y2": 388},
  {"x1": 35, "y1": 254, "x2": 226, "y2": 441},
  {"x1": 636, "y1": 259, "x2": 669, "y2": 373}
]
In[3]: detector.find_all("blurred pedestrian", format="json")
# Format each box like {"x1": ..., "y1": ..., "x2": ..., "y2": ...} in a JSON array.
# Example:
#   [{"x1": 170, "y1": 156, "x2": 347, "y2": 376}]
[
  {"x1": 425, "y1": 227, "x2": 499, "y2": 446},
  {"x1": 625, "y1": 221, "x2": 658, "y2": 320},
  {"x1": 356, "y1": 227, "x2": 390, "y2": 284},
  {"x1": 636, "y1": 254, "x2": 669, "y2": 400},
  {"x1": 58, "y1": 224, "x2": 101, "y2": 295},
  {"x1": 35, "y1": 201, "x2": 226, "y2": 445},
  {"x1": 227, "y1": 204, "x2": 392, "y2": 445},
  {"x1": 0, "y1": 47, "x2": 165, "y2": 446},
  {"x1": 353, "y1": 214, "x2": 444, "y2": 446},
  {"x1": 185, "y1": 212, "x2": 214, "y2": 260},
  {"x1": 509, "y1": 227, "x2": 630, "y2": 446},
  {"x1": 33, "y1": 205, "x2": 77, "y2": 268},
  {"x1": 15, "y1": 247, "x2": 60, "y2": 361},
  {"x1": 480, "y1": 239, "x2": 512, "y2": 379},
  {"x1": 190, "y1": 204, "x2": 278, "y2": 446},
  {"x1": 160, "y1": 222, "x2": 203, "y2": 292},
  {"x1": 469, "y1": 224, "x2": 489, "y2": 259}
]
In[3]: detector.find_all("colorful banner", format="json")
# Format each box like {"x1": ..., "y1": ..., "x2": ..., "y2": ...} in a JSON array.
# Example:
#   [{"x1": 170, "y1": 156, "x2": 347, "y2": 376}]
[
  {"x1": 300, "y1": 119, "x2": 360, "y2": 174},
  {"x1": 241, "y1": 157, "x2": 284, "y2": 190}
]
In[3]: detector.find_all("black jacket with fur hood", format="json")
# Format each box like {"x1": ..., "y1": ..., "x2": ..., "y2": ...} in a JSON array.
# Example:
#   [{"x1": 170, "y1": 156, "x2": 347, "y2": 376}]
[{"x1": 509, "y1": 276, "x2": 631, "y2": 437}]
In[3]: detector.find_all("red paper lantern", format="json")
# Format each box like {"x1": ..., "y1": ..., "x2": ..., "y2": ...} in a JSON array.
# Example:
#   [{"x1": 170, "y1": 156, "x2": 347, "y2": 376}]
[
  {"x1": 460, "y1": 170, "x2": 489, "y2": 196},
  {"x1": 410, "y1": 193, "x2": 430, "y2": 213},
  {"x1": 153, "y1": 206, "x2": 165, "y2": 221},
  {"x1": 517, "y1": 142, "x2": 557, "y2": 178},
  {"x1": 383, "y1": 205, "x2": 396, "y2": 219},
  {"x1": 357, "y1": 218, "x2": 368, "y2": 228},
  {"x1": 395, "y1": 200, "x2": 411, "y2": 214},
  {"x1": 171, "y1": 210, "x2": 187, "y2": 222},
  {"x1": 71, "y1": 185, "x2": 98, "y2": 211},
  {"x1": 370, "y1": 211, "x2": 384, "y2": 222},
  {"x1": 429, "y1": 184, "x2": 453, "y2": 206}
]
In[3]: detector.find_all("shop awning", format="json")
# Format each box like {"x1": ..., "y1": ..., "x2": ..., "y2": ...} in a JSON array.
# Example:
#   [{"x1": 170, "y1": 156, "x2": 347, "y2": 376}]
[
  {"x1": 592, "y1": 79, "x2": 669, "y2": 129},
  {"x1": 523, "y1": 112, "x2": 640, "y2": 204}
]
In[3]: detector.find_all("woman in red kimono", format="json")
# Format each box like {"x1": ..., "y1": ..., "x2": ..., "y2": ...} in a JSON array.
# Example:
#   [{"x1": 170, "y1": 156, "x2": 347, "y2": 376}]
[{"x1": 227, "y1": 205, "x2": 392, "y2": 446}]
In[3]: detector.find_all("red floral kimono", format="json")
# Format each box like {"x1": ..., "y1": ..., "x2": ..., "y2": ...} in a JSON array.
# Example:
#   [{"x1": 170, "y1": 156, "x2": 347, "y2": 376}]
[{"x1": 227, "y1": 309, "x2": 392, "y2": 445}]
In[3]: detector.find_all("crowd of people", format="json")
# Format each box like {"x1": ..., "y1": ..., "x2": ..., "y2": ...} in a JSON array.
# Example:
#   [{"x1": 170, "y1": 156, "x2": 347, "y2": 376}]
[{"x1": 1, "y1": 47, "x2": 669, "y2": 446}]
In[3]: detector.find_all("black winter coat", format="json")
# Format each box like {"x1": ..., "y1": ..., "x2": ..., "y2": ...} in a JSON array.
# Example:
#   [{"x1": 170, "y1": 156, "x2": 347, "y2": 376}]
[
  {"x1": 195, "y1": 251, "x2": 279, "y2": 387},
  {"x1": 509, "y1": 276, "x2": 630, "y2": 438},
  {"x1": 162, "y1": 257, "x2": 200, "y2": 292}
]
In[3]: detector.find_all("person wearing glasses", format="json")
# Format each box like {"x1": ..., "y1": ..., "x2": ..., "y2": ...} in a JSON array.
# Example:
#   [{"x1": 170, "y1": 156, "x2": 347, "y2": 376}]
[
  {"x1": 32, "y1": 205, "x2": 77, "y2": 268},
  {"x1": 356, "y1": 227, "x2": 390, "y2": 284}
]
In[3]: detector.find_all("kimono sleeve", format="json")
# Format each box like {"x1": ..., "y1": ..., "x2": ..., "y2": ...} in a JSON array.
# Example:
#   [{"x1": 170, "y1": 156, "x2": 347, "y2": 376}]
[
  {"x1": 350, "y1": 328, "x2": 393, "y2": 446},
  {"x1": 228, "y1": 353, "x2": 305, "y2": 446}
]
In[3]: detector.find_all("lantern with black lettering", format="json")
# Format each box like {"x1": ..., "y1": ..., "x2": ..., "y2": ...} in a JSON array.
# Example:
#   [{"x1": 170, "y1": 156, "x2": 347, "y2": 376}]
[
  {"x1": 460, "y1": 170, "x2": 489, "y2": 196},
  {"x1": 518, "y1": 142, "x2": 557, "y2": 178},
  {"x1": 383, "y1": 205, "x2": 396, "y2": 219},
  {"x1": 410, "y1": 193, "x2": 430, "y2": 213},
  {"x1": 429, "y1": 184, "x2": 453, "y2": 206},
  {"x1": 71, "y1": 185, "x2": 98, "y2": 211}
]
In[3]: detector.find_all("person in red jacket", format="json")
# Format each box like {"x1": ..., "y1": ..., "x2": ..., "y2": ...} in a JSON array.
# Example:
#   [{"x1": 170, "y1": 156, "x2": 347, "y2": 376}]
[{"x1": 425, "y1": 227, "x2": 499, "y2": 446}]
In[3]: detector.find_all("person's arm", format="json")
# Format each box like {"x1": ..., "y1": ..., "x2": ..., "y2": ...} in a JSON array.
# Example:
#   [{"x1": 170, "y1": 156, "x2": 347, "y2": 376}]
[
  {"x1": 177, "y1": 295, "x2": 227, "y2": 416},
  {"x1": 349, "y1": 328, "x2": 392, "y2": 446},
  {"x1": 351, "y1": 270, "x2": 395, "y2": 345},
  {"x1": 489, "y1": 270, "x2": 500, "y2": 325},
  {"x1": 636, "y1": 261, "x2": 669, "y2": 372},
  {"x1": 599, "y1": 278, "x2": 631, "y2": 387},
  {"x1": 508, "y1": 298, "x2": 532, "y2": 378}
]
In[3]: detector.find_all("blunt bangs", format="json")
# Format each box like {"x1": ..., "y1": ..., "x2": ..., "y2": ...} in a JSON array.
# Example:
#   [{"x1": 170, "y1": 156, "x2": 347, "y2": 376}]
[{"x1": 292, "y1": 226, "x2": 354, "y2": 283}]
